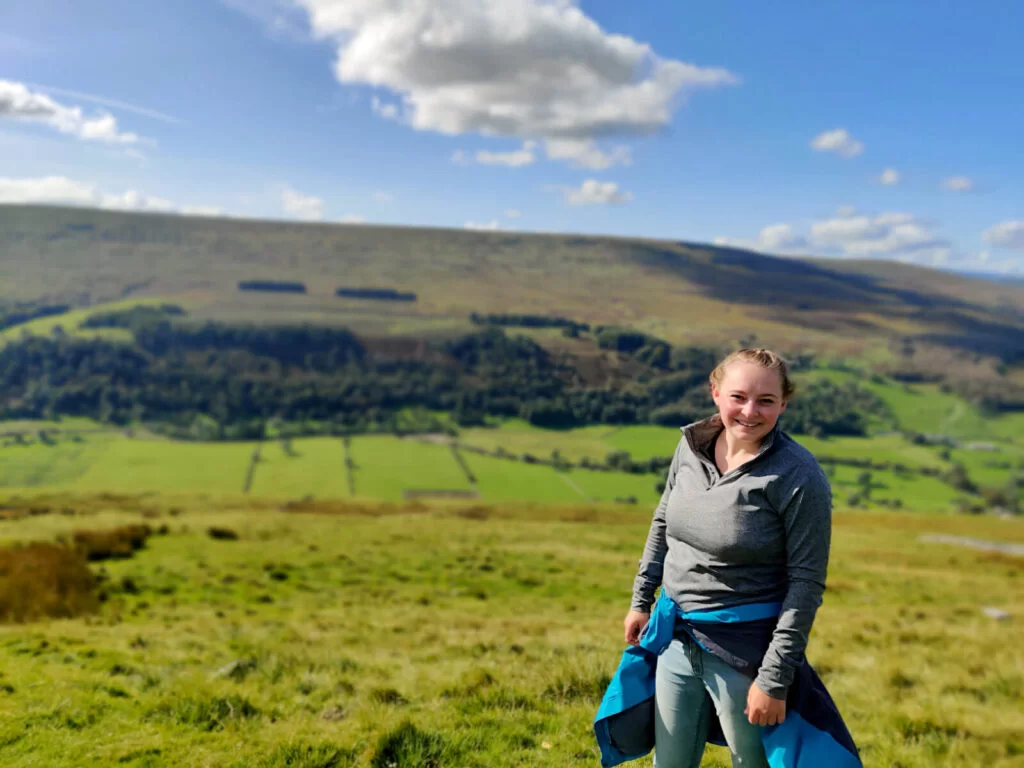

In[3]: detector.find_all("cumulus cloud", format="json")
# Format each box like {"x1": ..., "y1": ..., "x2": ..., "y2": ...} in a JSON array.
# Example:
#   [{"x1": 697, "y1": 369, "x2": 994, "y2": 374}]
[
  {"x1": 281, "y1": 185, "x2": 324, "y2": 220},
  {"x1": 810, "y1": 128, "x2": 864, "y2": 158},
  {"x1": 543, "y1": 138, "x2": 631, "y2": 170},
  {"x1": 879, "y1": 168, "x2": 900, "y2": 185},
  {"x1": 339, "y1": 214, "x2": 366, "y2": 224},
  {"x1": 714, "y1": 223, "x2": 809, "y2": 255},
  {"x1": 983, "y1": 220, "x2": 1024, "y2": 251},
  {"x1": 505, "y1": 209, "x2": 521, "y2": 219},
  {"x1": 809, "y1": 212, "x2": 947, "y2": 257},
  {"x1": 464, "y1": 219, "x2": 503, "y2": 231},
  {"x1": 0, "y1": 175, "x2": 217, "y2": 215},
  {"x1": 941, "y1": 175, "x2": 974, "y2": 192},
  {"x1": 291, "y1": 0, "x2": 737, "y2": 166},
  {"x1": 836, "y1": 205, "x2": 857, "y2": 218},
  {"x1": 564, "y1": 179, "x2": 632, "y2": 206},
  {"x1": 0, "y1": 79, "x2": 141, "y2": 144}
]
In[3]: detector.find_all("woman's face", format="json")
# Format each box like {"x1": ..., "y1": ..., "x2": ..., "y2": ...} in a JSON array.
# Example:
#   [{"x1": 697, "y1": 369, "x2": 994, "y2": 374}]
[{"x1": 711, "y1": 361, "x2": 787, "y2": 446}]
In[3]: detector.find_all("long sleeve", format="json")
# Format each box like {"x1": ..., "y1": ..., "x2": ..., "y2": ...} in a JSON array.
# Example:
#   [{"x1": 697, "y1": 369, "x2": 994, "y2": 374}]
[
  {"x1": 630, "y1": 437, "x2": 686, "y2": 613},
  {"x1": 754, "y1": 463, "x2": 832, "y2": 699}
]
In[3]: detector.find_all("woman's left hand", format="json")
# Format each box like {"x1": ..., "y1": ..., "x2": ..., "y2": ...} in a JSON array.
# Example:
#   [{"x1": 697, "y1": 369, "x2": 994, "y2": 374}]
[{"x1": 744, "y1": 683, "x2": 786, "y2": 726}]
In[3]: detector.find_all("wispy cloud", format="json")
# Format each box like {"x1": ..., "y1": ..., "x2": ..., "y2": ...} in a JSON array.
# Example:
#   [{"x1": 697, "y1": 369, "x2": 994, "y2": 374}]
[
  {"x1": 810, "y1": 128, "x2": 864, "y2": 158},
  {"x1": 879, "y1": 168, "x2": 901, "y2": 185},
  {"x1": 0, "y1": 80, "x2": 142, "y2": 143},
  {"x1": 21, "y1": 82, "x2": 182, "y2": 124},
  {"x1": 983, "y1": 220, "x2": 1024, "y2": 251},
  {"x1": 941, "y1": 176, "x2": 974, "y2": 192},
  {"x1": 564, "y1": 179, "x2": 632, "y2": 206},
  {"x1": 281, "y1": 185, "x2": 324, "y2": 221}
]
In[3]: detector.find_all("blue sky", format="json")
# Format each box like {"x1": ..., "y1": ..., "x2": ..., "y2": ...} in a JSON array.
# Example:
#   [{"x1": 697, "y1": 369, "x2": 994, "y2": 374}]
[{"x1": 1, "y1": 0, "x2": 1022, "y2": 275}]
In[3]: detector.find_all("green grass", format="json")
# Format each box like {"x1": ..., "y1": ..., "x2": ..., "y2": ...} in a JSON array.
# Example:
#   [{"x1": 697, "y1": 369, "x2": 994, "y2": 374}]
[
  {"x1": 0, "y1": 433, "x2": 120, "y2": 488},
  {"x1": 69, "y1": 439, "x2": 256, "y2": 495},
  {"x1": 0, "y1": 494, "x2": 1021, "y2": 766},
  {"x1": 349, "y1": 436, "x2": 472, "y2": 501},
  {"x1": 459, "y1": 452, "x2": 582, "y2": 503},
  {"x1": 250, "y1": 438, "x2": 351, "y2": 499},
  {"x1": 458, "y1": 422, "x2": 613, "y2": 463},
  {"x1": 603, "y1": 425, "x2": 681, "y2": 460}
]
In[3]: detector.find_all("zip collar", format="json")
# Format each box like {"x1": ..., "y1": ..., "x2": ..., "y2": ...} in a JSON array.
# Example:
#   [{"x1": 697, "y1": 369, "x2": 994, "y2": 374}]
[{"x1": 681, "y1": 414, "x2": 780, "y2": 477}]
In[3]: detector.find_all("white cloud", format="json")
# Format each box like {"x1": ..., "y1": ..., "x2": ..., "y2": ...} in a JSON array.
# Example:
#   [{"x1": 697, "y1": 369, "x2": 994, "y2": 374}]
[
  {"x1": 756, "y1": 223, "x2": 808, "y2": 251},
  {"x1": 941, "y1": 175, "x2": 974, "y2": 192},
  {"x1": 0, "y1": 79, "x2": 141, "y2": 144},
  {"x1": 293, "y1": 0, "x2": 738, "y2": 168},
  {"x1": 879, "y1": 168, "x2": 900, "y2": 185},
  {"x1": 21, "y1": 82, "x2": 181, "y2": 124},
  {"x1": 281, "y1": 185, "x2": 324, "y2": 221},
  {"x1": 339, "y1": 214, "x2": 366, "y2": 224},
  {"x1": 475, "y1": 141, "x2": 536, "y2": 167},
  {"x1": 564, "y1": 179, "x2": 632, "y2": 206},
  {"x1": 714, "y1": 223, "x2": 809, "y2": 255},
  {"x1": 983, "y1": 220, "x2": 1024, "y2": 251},
  {"x1": 372, "y1": 190, "x2": 395, "y2": 203},
  {"x1": 810, "y1": 128, "x2": 864, "y2": 158},
  {"x1": 0, "y1": 176, "x2": 97, "y2": 206},
  {"x1": 0, "y1": 175, "x2": 219, "y2": 216},
  {"x1": 544, "y1": 138, "x2": 632, "y2": 170},
  {"x1": 809, "y1": 212, "x2": 946, "y2": 257},
  {"x1": 836, "y1": 205, "x2": 857, "y2": 217},
  {"x1": 180, "y1": 205, "x2": 225, "y2": 217},
  {"x1": 371, "y1": 96, "x2": 399, "y2": 120},
  {"x1": 464, "y1": 219, "x2": 503, "y2": 231},
  {"x1": 504, "y1": 209, "x2": 521, "y2": 219}
]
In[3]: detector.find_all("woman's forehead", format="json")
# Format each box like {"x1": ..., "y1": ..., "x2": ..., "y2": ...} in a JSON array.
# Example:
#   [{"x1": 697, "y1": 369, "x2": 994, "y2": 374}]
[{"x1": 720, "y1": 362, "x2": 783, "y2": 393}]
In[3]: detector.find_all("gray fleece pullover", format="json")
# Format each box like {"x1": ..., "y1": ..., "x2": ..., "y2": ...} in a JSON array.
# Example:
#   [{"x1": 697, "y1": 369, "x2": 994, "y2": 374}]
[{"x1": 631, "y1": 414, "x2": 832, "y2": 699}]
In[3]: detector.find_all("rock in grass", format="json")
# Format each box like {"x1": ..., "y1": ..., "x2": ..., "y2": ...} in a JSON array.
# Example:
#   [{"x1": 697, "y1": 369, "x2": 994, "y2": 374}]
[
  {"x1": 215, "y1": 657, "x2": 258, "y2": 681},
  {"x1": 982, "y1": 606, "x2": 1011, "y2": 621}
]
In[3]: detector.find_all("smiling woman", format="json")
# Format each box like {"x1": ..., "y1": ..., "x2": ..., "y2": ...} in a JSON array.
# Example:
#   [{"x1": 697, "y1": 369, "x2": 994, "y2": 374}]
[{"x1": 602, "y1": 347, "x2": 860, "y2": 767}]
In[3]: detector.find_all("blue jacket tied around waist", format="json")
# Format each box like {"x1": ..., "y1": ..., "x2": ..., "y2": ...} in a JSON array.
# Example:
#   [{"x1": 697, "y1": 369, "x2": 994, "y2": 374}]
[{"x1": 594, "y1": 592, "x2": 861, "y2": 767}]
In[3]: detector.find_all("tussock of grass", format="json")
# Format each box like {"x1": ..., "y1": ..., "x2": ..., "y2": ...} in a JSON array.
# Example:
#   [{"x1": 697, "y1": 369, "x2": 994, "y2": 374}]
[
  {"x1": 0, "y1": 542, "x2": 98, "y2": 622},
  {"x1": 72, "y1": 524, "x2": 152, "y2": 561},
  {"x1": 371, "y1": 722, "x2": 456, "y2": 768},
  {"x1": 250, "y1": 741, "x2": 358, "y2": 768},
  {"x1": 151, "y1": 694, "x2": 260, "y2": 730}
]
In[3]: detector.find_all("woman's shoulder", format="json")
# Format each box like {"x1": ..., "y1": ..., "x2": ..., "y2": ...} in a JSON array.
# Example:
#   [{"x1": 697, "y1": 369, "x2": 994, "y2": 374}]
[{"x1": 769, "y1": 431, "x2": 830, "y2": 484}]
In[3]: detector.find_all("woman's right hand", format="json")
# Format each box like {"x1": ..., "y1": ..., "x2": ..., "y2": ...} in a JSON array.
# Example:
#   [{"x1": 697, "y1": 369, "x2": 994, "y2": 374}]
[{"x1": 623, "y1": 610, "x2": 651, "y2": 646}]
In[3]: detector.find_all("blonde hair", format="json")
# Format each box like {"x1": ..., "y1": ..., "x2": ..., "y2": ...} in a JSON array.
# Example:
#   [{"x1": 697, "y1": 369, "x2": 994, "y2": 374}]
[{"x1": 709, "y1": 348, "x2": 795, "y2": 401}]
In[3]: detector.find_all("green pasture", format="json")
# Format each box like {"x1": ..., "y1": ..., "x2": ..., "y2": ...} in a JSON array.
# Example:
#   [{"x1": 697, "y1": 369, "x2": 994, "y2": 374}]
[
  {"x1": 349, "y1": 436, "x2": 473, "y2": 501},
  {"x1": 0, "y1": 494, "x2": 1022, "y2": 766},
  {"x1": 249, "y1": 437, "x2": 351, "y2": 499}
]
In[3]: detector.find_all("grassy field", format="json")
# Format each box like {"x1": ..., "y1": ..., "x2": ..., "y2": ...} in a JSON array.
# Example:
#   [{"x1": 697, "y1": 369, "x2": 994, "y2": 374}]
[
  {"x1": 1, "y1": 413, "x2": 1019, "y2": 514},
  {"x1": 0, "y1": 494, "x2": 1021, "y2": 767}
]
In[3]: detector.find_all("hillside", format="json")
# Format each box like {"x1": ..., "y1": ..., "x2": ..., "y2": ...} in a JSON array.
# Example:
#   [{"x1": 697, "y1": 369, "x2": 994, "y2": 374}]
[{"x1": 2, "y1": 204, "x2": 1023, "y2": 366}]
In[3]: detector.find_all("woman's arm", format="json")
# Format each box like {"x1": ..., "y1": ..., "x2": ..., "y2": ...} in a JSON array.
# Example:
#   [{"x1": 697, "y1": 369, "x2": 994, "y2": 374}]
[
  {"x1": 753, "y1": 461, "x2": 832, "y2": 699},
  {"x1": 630, "y1": 437, "x2": 686, "y2": 613}
]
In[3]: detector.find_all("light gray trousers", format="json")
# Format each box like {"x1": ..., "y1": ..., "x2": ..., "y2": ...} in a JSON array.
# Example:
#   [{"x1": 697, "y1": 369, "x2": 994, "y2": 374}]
[{"x1": 653, "y1": 634, "x2": 769, "y2": 768}]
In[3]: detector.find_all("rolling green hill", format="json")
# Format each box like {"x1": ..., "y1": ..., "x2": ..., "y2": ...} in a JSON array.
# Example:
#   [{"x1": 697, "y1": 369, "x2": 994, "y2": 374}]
[{"x1": 3, "y1": 205, "x2": 1023, "y2": 366}]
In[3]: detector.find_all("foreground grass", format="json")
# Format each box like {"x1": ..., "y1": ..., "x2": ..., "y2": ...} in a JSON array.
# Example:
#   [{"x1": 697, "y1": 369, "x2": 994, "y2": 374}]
[{"x1": 0, "y1": 495, "x2": 1021, "y2": 766}]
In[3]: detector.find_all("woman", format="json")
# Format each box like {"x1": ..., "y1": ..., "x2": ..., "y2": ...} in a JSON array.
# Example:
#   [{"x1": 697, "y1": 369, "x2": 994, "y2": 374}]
[{"x1": 623, "y1": 348, "x2": 834, "y2": 767}]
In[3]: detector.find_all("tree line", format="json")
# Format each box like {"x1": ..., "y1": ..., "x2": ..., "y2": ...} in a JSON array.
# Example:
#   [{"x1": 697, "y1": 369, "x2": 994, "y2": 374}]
[{"x1": 0, "y1": 319, "x2": 890, "y2": 439}]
